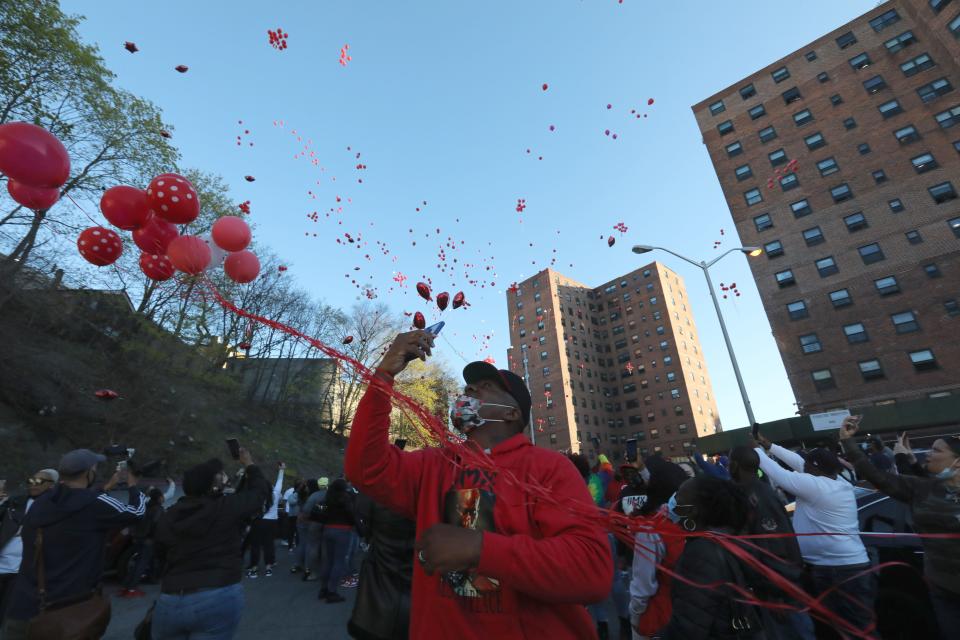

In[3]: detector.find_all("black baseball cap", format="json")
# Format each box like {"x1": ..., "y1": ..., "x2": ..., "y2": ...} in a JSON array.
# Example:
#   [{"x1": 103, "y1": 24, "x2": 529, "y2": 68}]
[
  {"x1": 463, "y1": 361, "x2": 532, "y2": 426},
  {"x1": 802, "y1": 447, "x2": 842, "y2": 475}
]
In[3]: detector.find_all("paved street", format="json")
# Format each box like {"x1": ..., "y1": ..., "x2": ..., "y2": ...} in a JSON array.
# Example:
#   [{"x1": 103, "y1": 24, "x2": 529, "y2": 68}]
[{"x1": 103, "y1": 543, "x2": 355, "y2": 640}]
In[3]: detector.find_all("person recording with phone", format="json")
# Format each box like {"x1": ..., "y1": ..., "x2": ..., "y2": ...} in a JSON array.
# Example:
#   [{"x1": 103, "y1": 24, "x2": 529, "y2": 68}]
[
  {"x1": 345, "y1": 328, "x2": 611, "y2": 639},
  {"x1": 2, "y1": 450, "x2": 146, "y2": 640},
  {"x1": 839, "y1": 416, "x2": 960, "y2": 639}
]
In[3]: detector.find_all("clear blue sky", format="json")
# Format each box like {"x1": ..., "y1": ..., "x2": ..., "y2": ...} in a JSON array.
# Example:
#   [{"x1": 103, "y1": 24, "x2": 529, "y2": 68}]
[{"x1": 64, "y1": 0, "x2": 877, "y2": 431}]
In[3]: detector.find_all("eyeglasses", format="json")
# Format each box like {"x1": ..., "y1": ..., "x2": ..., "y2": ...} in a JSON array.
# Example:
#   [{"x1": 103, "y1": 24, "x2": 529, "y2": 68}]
[{"x1": 27, "y1": 477, "x2": 53, "y2": 486}]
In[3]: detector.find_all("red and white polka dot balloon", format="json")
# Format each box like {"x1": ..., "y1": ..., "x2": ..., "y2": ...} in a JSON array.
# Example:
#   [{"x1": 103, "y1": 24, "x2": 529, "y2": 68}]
[
  {"x1": 145, "y1": 173, "x2": 200, "y2": 225},
  {"x1": 138, "y1": 252, "x2": 176, "y2": 281},
  {"x1": 77, "y1": 226, "x2": 123, "y2": 266}
]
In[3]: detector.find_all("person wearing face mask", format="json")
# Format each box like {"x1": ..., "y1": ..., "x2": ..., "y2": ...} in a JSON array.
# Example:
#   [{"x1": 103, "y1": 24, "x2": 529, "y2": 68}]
[
  {"x1": 150, "y1": 449, "x2": 271, "y2": 640},
  {"x1": 2, "y1": 449, "x2": 145, "y2": 640},
  {"x1": 345, "y1": 330, "x2": 612, "y2": 640},
  {"x1": 839, "y1": 417, "x2": 960, "y2": 639}
]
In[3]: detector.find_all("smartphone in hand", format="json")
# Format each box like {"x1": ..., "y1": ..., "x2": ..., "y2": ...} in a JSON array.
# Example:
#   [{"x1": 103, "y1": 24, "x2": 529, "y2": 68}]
[{"x1": 226, "y1": 438, "x2": 241, "y2": 460}]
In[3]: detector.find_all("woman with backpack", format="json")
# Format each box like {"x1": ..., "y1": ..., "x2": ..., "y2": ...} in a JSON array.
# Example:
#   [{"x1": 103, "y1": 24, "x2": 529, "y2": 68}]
[{"x1": 313, "y1": 478, "x2": 356, "y2": 603}]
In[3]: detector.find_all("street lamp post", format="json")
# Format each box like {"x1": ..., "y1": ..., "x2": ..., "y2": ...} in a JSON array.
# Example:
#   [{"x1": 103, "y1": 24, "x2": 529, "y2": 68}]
[{"x1": 632, "y1": 244, "x2": 762, "y2": 427}]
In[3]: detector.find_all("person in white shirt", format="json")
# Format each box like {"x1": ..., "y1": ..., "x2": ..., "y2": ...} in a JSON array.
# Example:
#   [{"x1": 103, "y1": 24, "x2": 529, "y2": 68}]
[
  {"x1": 245, "y1": 463, "x2": 285, "y2": 578},
  {"x1": 0, "y1": 469, "x2": 58, "y2": 624},
  {"x1": 753, "y1": 435, "x2": 876, "y2": 638}
]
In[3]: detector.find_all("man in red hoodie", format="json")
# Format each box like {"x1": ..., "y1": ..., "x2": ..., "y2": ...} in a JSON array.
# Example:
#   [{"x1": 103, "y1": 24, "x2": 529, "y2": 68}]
[{"x1": 345, "y1": 329, "x2": 612, "y2": 639}]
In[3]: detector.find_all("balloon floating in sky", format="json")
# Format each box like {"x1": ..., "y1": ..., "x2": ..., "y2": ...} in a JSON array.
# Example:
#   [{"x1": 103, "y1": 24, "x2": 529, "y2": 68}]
[
  {"x1": 139, "y1": 252, "x2": 176, "y2": 281},
  {"x1": 607, "y1": 236, "x2": 616, "y2": 247},
  {"x1": 100, "y1": 186, "x2": 151, "y2": 230},
  {"x1": 413, "y1": 311, "x2": 426, "y2": 330},
  {"x1": 175, "y1": 65, "x2": 189, "y2": 73},
  {"x1": 267, "y1": 28, "x2": 288, "y2": 50},
  {"x1": 416, "y1": 282, "x2": 432, "y2": 301},
  {"x1": 133, "y1": 217, "x2": 178, "y2": 254},
  {"x1": 95, "y1": 389, "x2": 119, "y2": 401},
  {"x1": 166, "y1": 235, "x2": 211, "y2": 275},
  {"x1": 452, "y1": 291, "x2": 466, "y2": 309},
  {"x1": 211, "y1": 216, "x2": 252, "y2": 252},
  {"x1": 436, "y1": 292, "x2": 449, "y2": 312},
  {"x1": 542, "y1": 83, "x2": 548, "y2": 91},
  {"x1": 7, "y1": 180, "x2": 59, "y2": 210},
  {"x1": 224, "y1": 249, "x2": 260, "y2": 283},
  {"x1": 342, "y1": 335, "x2": 354, "y2": 345},
  {"x1": 0, "y1": 122, "x2": 70, "y2": 188},
  {"x1": 146, "y1": 173, "x2": 200, "y2": 225},
  {"x1": 159, "y1": 130, "x2": 172, "y2": 139},
  {"x1": 244, "y1": 175, "x2": 256, "y2": 182},
  {"x1": 124, "y1": 41, "x2": 138, "y2": 53},
  {"x1": 77, "y1": 227, "x2": 123, "y2": 267}
]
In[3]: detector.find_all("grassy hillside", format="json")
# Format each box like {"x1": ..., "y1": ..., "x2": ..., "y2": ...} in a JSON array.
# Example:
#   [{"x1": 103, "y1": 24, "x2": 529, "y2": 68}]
[{"x1": 0, "y1": 284, "x2": 346, "y2": 491}]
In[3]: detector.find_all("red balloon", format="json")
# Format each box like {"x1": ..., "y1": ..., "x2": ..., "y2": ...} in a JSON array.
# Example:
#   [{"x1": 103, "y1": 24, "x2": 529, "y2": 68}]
[
  {"x1": 100, "y1": 186, "x2": 151, "y2": 230},
  {"x1": 146, "y1": 173, "x2": 200, "y2": 224},
  {"x1": 77, "y1": 227, "x2": 123, "y2": 266},
  {"x1": 343, "y1": 335, "x2": 354, "y2": 345},
  {"x1": 436, "y1": 291, "x2": 449, "y2": 311},
  {"x1": 7, "y1": 180, "x2": 59, "y2": 210},
  {"x1": 416, "y1": 282, "x2": 432, "y2": 301},
  {"x1": 607, "y1": 235, "x2": 616, "y2": 247},
  {"x1": 133, "y1": 217, "x2": 179, "y2": 254},
  {"x1": 413, "y1": 311, "x2": 426, "y2": 329},
  {"x1": 0, "y1": 122, "x2": 70, "y2": 188},
  {"x1": 224, "y1": 250, "x2": 260, "y2": 283},
  {"x1": 166, "y1": 235, "x2": 211, "y2": 275},
  {"x1": 211, "y1": 216, "x2": 252, "y2": 252},
  {"x1": 452, "y1": 291, "x2": 466, "y2": 309},
  {"x1": 94, "y1": 389, "x2": 119, "y2": 401},
  {"x1": 138, "y1": 252, "x2": 176, "y2": 281}
]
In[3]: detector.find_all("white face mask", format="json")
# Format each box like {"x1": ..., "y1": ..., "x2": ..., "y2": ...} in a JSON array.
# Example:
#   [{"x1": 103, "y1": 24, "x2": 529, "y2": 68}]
[
  {"x1": 935, "y1": 466, "x2": 958, "y2": 481},
  {"x1": 449, "y1": 395, "x2": 514, "y2": 433}
]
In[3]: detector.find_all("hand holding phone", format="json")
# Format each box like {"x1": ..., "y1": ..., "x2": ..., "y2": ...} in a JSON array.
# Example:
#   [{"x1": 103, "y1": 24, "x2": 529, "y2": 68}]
[{"x1": 226, "y1": 438, "x2": 241, "y2": 460}]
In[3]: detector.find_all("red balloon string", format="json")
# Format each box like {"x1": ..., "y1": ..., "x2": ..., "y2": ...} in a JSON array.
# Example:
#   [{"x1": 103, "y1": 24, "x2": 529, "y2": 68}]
[
  {"x1": 65, "y1": 193, "x2": 104, "y2": 227},
  {"x1": 204, "y1": 281, "x2": 952, "y2": 638}
]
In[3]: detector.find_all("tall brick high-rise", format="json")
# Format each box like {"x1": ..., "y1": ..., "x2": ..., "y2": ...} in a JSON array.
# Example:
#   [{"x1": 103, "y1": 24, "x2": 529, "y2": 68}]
[
  {"x1": 505, "y1": 264, "x2": 720, "y2": 462},
  {"x1": 692, "y1": 0, "x2": 960, "y2": 413}
]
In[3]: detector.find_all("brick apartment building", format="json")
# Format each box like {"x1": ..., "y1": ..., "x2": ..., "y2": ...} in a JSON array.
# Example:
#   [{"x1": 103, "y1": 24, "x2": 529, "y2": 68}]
[
  {"x1": 505, "y1": 264, "x2": 720, "y2": 462},
  {"x1": 692, "y1": 0, "x2": 960, "y2": 413}
]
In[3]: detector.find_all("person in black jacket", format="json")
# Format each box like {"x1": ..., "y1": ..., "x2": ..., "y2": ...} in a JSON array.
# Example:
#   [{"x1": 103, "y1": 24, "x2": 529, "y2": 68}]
[
  {"x1": 315, "y1": 478, "x2": 356, "y2": 604},
  {"x1": 347, "y1": 492, "x2": 416, "y2": 640},
  {"x1": 2, "y1": 449, "x2": 145, "y2": 640},
  {"x1": 117, "y1": 487, "x2": 166, "y2": 598},
  {"x1": 151, "y1": 449, "x2": 271, "y2": 640},
  {"x1": 658, "y1": 475, "x2": 766, "y2": 640}
]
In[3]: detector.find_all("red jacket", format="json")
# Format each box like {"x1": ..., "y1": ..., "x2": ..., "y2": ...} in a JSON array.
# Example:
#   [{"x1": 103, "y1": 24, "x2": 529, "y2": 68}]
[{"x1": 345, "y1": 373, "x2": 612, "y2": 639}]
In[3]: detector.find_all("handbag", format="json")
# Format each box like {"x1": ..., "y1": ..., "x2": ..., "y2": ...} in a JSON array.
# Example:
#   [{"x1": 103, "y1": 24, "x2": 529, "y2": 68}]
[
  {"x1": 133, "y1": 602, "x2": 155, "y2": 640},
  {"x1": 27, "y1": 529, "x2": 112, "y2": 640}
]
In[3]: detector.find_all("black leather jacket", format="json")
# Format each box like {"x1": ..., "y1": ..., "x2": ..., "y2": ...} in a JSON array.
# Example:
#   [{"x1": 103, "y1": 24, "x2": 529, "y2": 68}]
[{"x1": 348, "y1": 494, "x2": 416, "y2": 640}]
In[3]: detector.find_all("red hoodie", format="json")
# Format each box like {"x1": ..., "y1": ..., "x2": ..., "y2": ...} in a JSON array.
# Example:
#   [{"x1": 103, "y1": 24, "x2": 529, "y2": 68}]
[{"x1": 345, "y1": 373, "x2": 612, "y2": 639}]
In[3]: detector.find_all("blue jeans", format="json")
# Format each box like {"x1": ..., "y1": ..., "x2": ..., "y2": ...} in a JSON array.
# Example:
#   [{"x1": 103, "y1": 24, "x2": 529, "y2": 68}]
[
  {"x1": 318, "y1": 527, "x2": 352, "y2": 594},
  {"x1": 808, "y1": 563, "x2": 877, "y2": 639},
  {"x1": 152, "y1": 583, "x2": 244, "y2": 640},
  {"x1": 293, "y1": 521, "x2": 310, "y2": 568}
]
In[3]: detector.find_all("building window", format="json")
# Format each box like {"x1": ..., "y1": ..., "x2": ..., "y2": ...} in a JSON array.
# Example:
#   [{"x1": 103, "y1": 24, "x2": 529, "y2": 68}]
[
  {"x1": 878, "y1": 99, "x2": 903, "y2": 119},
  {"x1": 863, "y1": 75, "x2": 887, "y2": 95},
  {"x1": 844, "y1": 212, "x2": 868, "y2": 231},
  {"x1": 830, "y1": 289, "x2": 852, "y2": 308},
  {"x1": 891, "y1": 311, "x2": 919, "y2": 333},
  {"x1": 542, "y1": 367, "x2": 550, "y2": 376},
  {"x1": 869, "y1": 9, "x2": 900, "y2": 32},
  {"x1": 859, "y1": 360, "x2": 885, "y2": 380},
  {"x1": 709, "y1": 100, "x2": 726, "y2": 116},
  {"x1": 772, "y1": 66, "x2": 790, "y2": 83},
  {"x1": 805, "y1": 50, "x2": 818, "y2": 61},
  {"x1": 793, "y1": 109, "x2": 814, "y2": 126},
  {"x1": 950, "y1": 217, "x2": 960, "y2": 236},
  {"x1": 830, "y1": 94, "x2": 843, "y2": 106},
  {"x1": 831, "y1": 183, "x2": 853, "y2": 203},
  {"x1": 945, "y1": 299, "x2": 960, "y2": 316},
  {"x1": 817, "y1": 71, "x2": 830, "y2": 83},
  {"x1": 885, "y1": 30, "x2": 916, "y2": 52},
  {"x1": 836, "y1": 32, "x2": 857, "y2": 49},
  {"x1": 930, "y1": 182, "x2": 958, "y2": 204},
  {"x1": 812, "y1": 369, "x2": 836, "y2": 390},
  {"x1": 901, "y1": 53, "x2": 935, "y2": 77},
  {"x1": 775, "y1": 270, "x2": 796, "y2": 287},
  {"x1": 758, "y1": 126, "x2": 777, "y2": 143},
  {"x1": 768, "y1": 148, "x2": 788, "y2": 166},
  {"x1": 791, "y1": 199, "x2": 812, "y2": 217},
  {"x1": 951, "y1": 12, "x2": 960, "y2": 37},
  {"x1": 917, "y1": 78, "x2": 953, "y2": 103},
  {"x1": 849, "y1": 53, "x2": 871, "y2": 70},
  {"x1": 725, "y1": 140, "x2": 743, "y2": 157},
  {"x1": 930, "y1": 0, "x2": 953, "y2": 14},
  {"x1": 911, "y1": 152, "x2": 939, "y2": 173},
  {"x1": 924, "y1": 263, "x2": 941, "y2": 278},
  {"x1": 859, "y1": 143, "x2": 872, "y2": 155},
  {"x1": 799, "y1": 333, "x2": 822, "y2": 354},
  {"x1": 740, "y1": 83, "x2": 757, "y2": 100},
  {"x1": 745, "y1": 189, "x2": 763, "y2": 206},
  {"x1": 889, "y1": 198, "x2": 905, "y2": 212},
  {"x1": 872, "y1": 169, "x2": 887, "y2": 184},
  {"x1": 894, "y1": 125, "x2": 920, "y2": 144},
  {"x1": 748, "y1": 104, "x2": 767, "y2": 120},
  {"x1": 817, "y1": 157, "x2": 839, "y2": 176},
  {"x1": 843, "y1": 117, "x2": 857, "y2": 130},
  {"x1": 906, "y1": 230, "x2": 924, "y2": 244},
  {"x1": 874, "y1": 276, "x2": 900, "y2": 296},
  {"x1": 909, "y1": 349, "x2": 937, "y2": 370},
  {"x1": 935, "y1": 105, "x2": 960, "y2": 129},
  {"x1": 540, "y1": 350, "x2": 548, "y2": 360},
  {"x1": 844, "y1": 322, "x2": 869, "y2": 343},
  {"x1": 764, "y1": 240, "x2": 784, "y2": 257},
  {"x1": 858, "y1": 243, "x2": 885, "y2": 264},
  {"x1": 804, "y1": 132, "x2": 826, "y2": 150},
  {"x1": 816, "y1": 256, "x2": 839, "y2": 277},
  {"x1": 780, "y1": 174, "x2": 799, "y2": 191},
  {"x1": 752, "y1": 213, "x2": 773, "y2": 232},
  {"x1": 717, "y1": 120, "x2": 734, "y2": 135},
  {"x1": 803, "y1": 226, "x2": 825, "y2": 246},
  {"x1": 735, "y1": 164, "x2": 753, "y2": 181},
  {"x1": 787, "y1": 300, "x2": 808, "y2": 320}
]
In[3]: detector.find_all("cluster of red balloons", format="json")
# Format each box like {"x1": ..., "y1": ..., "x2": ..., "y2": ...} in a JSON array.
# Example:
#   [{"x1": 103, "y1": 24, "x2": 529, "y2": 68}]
[{"x1": 0, "y1": 122, "x2": 70, "y2": 212}]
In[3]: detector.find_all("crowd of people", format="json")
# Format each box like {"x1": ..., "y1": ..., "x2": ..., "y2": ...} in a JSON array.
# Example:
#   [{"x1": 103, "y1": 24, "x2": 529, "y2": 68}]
[{"x1": 0, "y1": 327, "x2": 957, "y2": 639}]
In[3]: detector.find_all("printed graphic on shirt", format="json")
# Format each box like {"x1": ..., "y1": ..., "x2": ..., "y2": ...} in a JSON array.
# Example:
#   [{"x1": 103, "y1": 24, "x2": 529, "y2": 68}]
[
  {"x1": 621, "y1": 494, "x2": 647, "y2": 516},
  {"x1": 439, "y1": 466, "x2": 501, "y2": 610}
]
